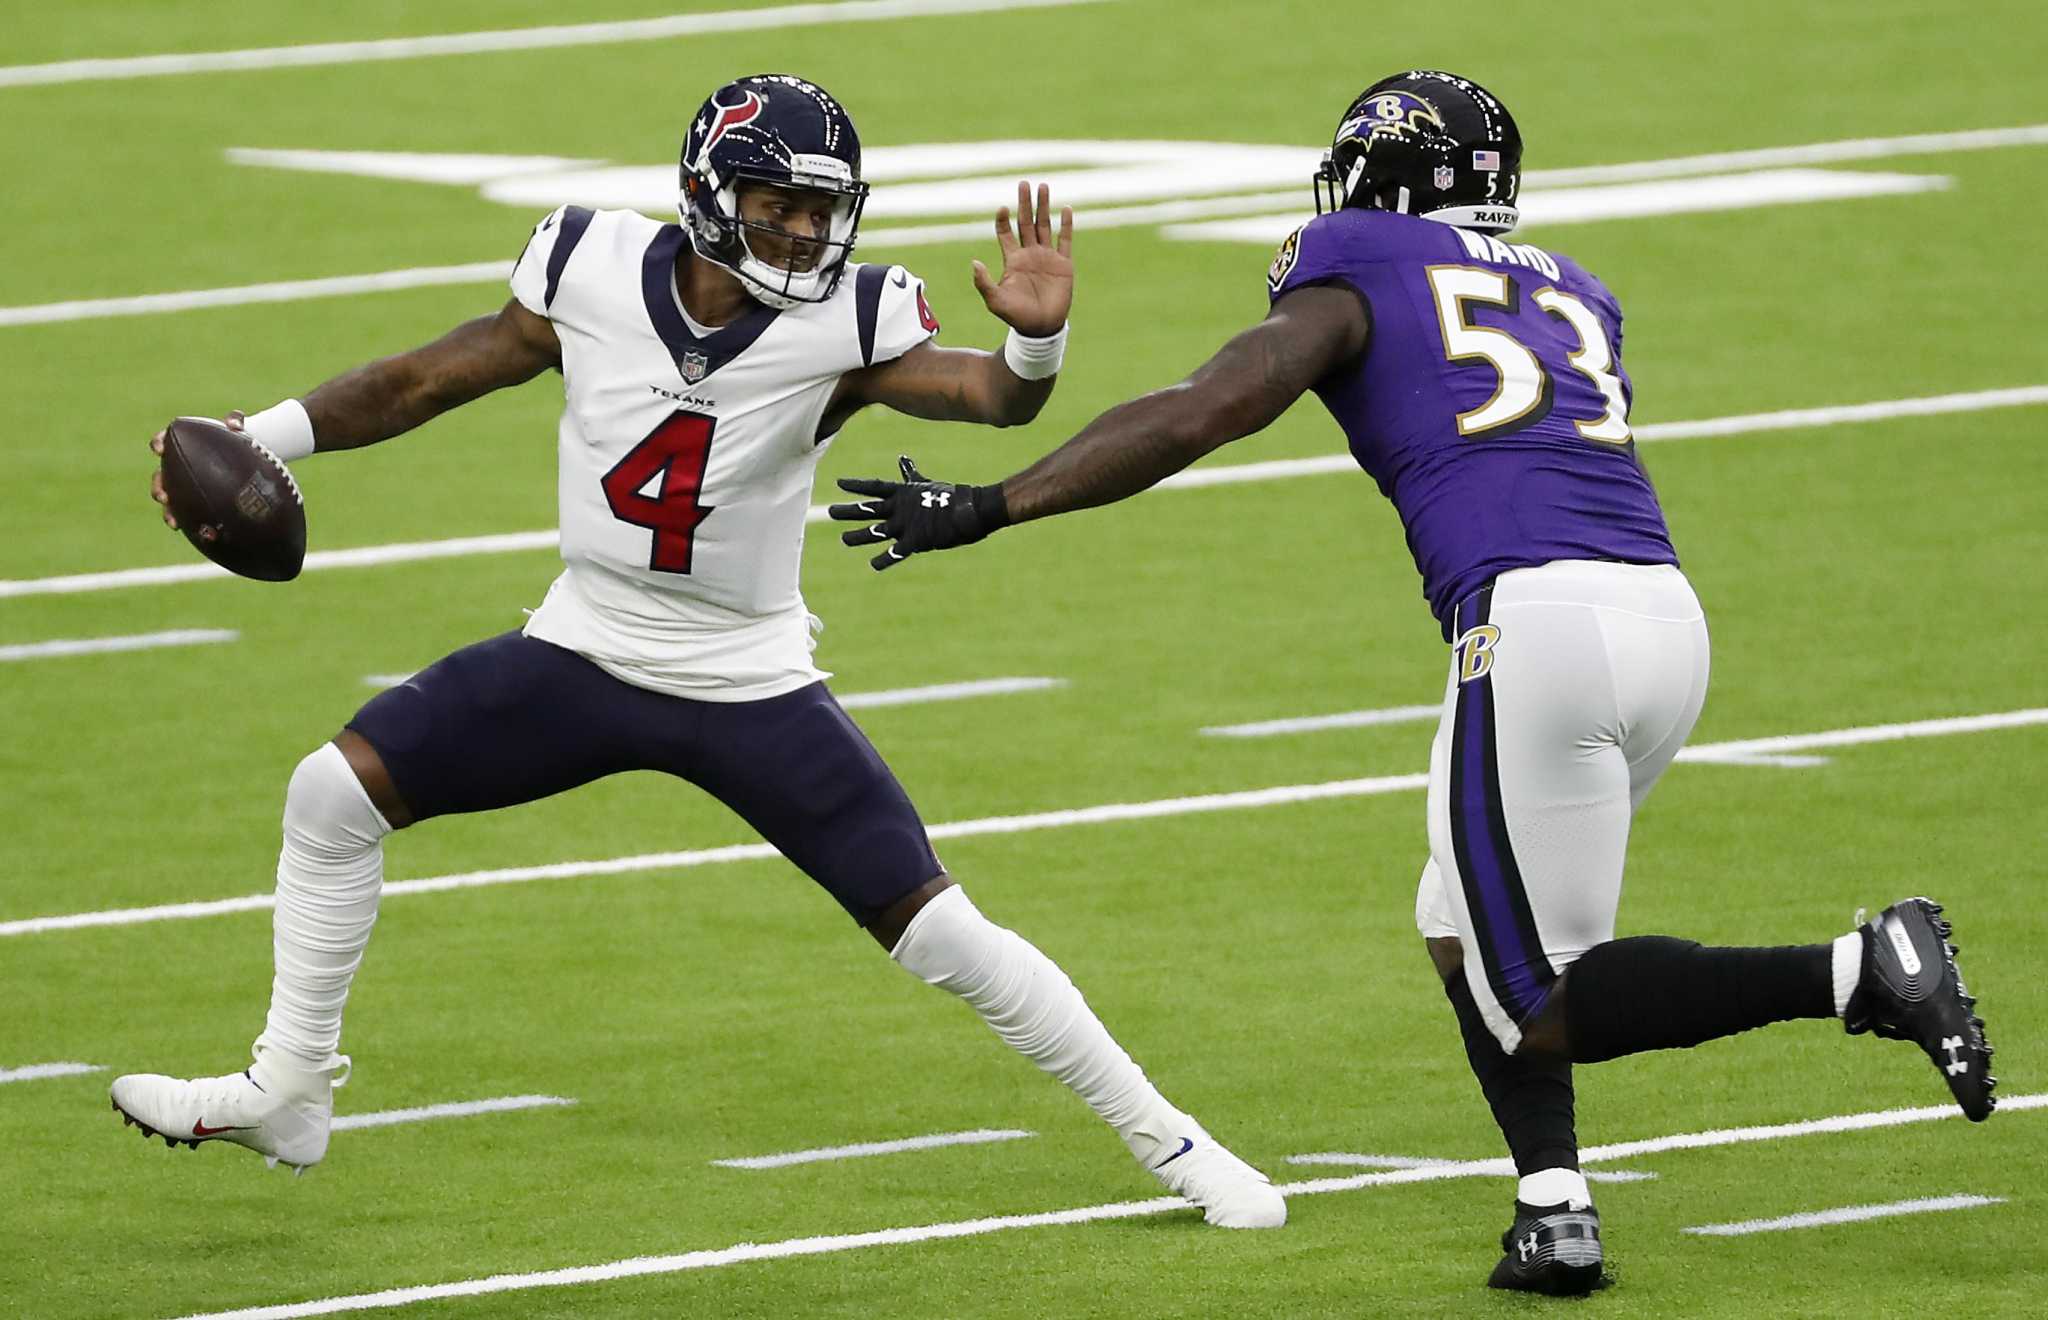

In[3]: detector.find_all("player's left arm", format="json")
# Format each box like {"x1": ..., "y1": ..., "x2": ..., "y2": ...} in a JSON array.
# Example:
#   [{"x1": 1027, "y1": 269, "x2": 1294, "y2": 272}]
[
  {"x1": 834, "y1": 182, "x2": 1073, "y2": 429},
  {"x1": 829, "y1": 284, "x2": 1367, "y2": 569}
]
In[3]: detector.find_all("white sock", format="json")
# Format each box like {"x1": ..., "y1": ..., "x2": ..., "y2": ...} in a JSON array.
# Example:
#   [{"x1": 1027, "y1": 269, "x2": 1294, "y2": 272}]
[
  {"x1": 891, "y1": 885, "x2": 1189, "y2": 1162},
  {"x1": 1831, "y1": 931, "x2": 1864, "y2": 1017},
  {"x1": 1519, "y1": 1166, "x2": 1592, "y2": 1211},
  {"x1": 252, "y1": 742, "x2": 390, "y2": 1073}
]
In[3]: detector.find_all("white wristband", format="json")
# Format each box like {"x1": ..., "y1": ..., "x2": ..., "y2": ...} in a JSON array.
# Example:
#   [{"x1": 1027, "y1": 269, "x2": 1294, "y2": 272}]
[
  {"x1": 1002, "y1": 322, "x2": 1068, "y2": 381},
  {"x1": 241, "y1": 398, "x2": 316, "y2": 463}
]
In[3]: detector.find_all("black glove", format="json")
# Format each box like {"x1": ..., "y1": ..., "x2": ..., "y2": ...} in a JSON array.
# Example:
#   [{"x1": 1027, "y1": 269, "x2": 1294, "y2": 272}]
[{"x1": 828, "y1": 455, "x2": 1012, "y2": 571}]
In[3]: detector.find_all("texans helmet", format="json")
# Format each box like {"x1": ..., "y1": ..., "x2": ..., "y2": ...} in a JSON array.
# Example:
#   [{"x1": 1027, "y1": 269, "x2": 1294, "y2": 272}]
[
  {"x1": 1313, "y1": 71, "x2": 1523, "y2": 234},
  {"x1": 679, "y1": 74, "x2": 869, "y2": 309}
]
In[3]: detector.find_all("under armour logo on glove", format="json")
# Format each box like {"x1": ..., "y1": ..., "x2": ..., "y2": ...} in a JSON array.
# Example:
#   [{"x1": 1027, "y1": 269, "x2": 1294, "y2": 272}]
[{"x1": 827, "y1": 455, "x2": 1012, "y2": 571}]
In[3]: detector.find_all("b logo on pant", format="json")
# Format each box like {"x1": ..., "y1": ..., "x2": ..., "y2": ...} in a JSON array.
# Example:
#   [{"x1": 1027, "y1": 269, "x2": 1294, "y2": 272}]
[{"x1": 1456, "y1": 624, "x2": 1501, "y2": 684}]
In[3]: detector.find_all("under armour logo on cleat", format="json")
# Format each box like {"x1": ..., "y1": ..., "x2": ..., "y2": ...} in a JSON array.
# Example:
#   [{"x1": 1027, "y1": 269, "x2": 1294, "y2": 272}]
[
  {"x1": 1517, "y1": 1231, "x2": 1539, "y2": 1263},
  {"x1": 1941, "y1": 1035, "x2": 1969, "y2": 1075}
]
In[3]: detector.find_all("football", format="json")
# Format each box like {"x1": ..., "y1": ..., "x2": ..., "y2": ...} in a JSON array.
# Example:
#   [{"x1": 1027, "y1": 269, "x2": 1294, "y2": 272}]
[{"x1": 159, "y1": 416, "x2": 307, "y2": 581}]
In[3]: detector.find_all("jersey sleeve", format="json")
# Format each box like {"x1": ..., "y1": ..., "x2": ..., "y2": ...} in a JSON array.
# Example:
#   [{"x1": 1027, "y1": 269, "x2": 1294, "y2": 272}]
[
  {"x1": 509, "y1": 205, "x2": 597, "y2": 320},
  {"x1": 850, "y1": 262, "x2": 941, "y2": 367},
  {"x1": 1266, "y1": 214, "x2": 1361, "y2": 304}
]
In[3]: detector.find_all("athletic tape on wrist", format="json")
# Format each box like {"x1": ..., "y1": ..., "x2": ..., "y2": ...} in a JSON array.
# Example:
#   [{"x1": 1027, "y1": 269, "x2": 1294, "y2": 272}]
[
  {"x1": 241, "y1": 398, "x2": 316, "y2": 463},
  {"x1": 1002, "y1": 323, "x2": 1068, "y2": 381}
]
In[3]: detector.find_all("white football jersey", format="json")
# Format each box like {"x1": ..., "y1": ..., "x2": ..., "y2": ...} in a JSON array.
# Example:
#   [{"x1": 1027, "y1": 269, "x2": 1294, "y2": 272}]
[{"x1": 507, "y1": 206, "x2": 939, "y2": 700}]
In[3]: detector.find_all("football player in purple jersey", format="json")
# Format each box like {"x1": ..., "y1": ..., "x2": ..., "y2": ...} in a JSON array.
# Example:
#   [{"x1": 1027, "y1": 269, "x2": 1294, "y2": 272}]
[{"x1": 833, "y1": 70, "x2": 1997, "y2": 1294}]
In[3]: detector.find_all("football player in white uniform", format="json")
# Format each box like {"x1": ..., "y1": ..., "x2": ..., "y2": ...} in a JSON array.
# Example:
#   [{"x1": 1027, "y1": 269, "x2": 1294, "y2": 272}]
[{"x1": 117, "y1": 74, "x2": 1284, "y2": 1229}]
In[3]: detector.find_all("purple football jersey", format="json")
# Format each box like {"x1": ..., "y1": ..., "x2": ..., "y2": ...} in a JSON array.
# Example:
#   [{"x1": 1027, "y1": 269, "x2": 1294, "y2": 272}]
[{"x1": 1268, "y1": 208, "x2": 1676, "y2": 634}]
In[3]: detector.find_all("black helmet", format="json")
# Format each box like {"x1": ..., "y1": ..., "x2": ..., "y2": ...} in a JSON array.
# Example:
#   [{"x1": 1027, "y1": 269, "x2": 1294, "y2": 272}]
[{"x1": 1313, "y1": 71, "x2": 1522, "y2": 234}]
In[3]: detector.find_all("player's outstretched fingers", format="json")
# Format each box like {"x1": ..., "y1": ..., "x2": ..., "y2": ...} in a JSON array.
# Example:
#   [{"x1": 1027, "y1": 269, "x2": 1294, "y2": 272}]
[
  {"x1": 971, "y1": 259, "x2": 997, "y2": 302},
  {"x1": 994, "y1": 204, "x2": 1017, "y2": 255},
  {"x1": 1014, "y1": 181, "x2": 1034, "y2": 247},
  {"x1": 825, "y1": 497, "x2": 887, "y2": 522},
  {"x1": 835, "y1": 476, "x2": 899, "y2": 499},
  {"x1": 1057, "y1": 205, "x2": 1074, "y2": 257},
  {"x1": 839, "y1": 524, "x2": 892, "y2": 548},
  {"x1": 1035, "y1": 183, "x2": 1052, "y2": 246},
  {"x1": 871, "y1": 545, "x2": 912, "y2": 572},
  {"x1": 224, "y1": 409, "x2": 246, "y2": 431}
]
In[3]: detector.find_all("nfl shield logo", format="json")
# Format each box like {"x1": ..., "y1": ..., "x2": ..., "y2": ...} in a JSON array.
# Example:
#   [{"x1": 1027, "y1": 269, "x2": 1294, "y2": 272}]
[
  {"x1": 1433, "y1": 165, "x2": 1455, "y2": 191},
  {"x1": 681, "y1": 350, "x2": 709, "y2": 384}
]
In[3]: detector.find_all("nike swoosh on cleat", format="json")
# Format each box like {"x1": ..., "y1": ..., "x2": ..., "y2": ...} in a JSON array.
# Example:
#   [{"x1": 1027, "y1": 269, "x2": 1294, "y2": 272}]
[
  {"x1": 191, "y1": 1121, "x2": 253, "y2": 1137},
  {"x1": 891, "y1": 269, "x2": 908, "y2": 287},
  {"x1": 1153, "y1": 1137, "x2": 1195, "y2": 1169}
]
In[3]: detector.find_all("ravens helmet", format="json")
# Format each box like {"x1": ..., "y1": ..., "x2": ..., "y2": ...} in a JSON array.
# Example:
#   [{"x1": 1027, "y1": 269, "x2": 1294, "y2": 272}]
[
  {"x1": 679, "y1": 74, "x2": 869, "y2": 309},
  {"x1": 1313, "y1": 71, "x2": 1522, "y2": 234}
]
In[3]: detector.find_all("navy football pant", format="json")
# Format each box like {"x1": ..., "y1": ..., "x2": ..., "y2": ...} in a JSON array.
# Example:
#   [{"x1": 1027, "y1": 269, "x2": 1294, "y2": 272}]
[{"x1": 347, "y1": 631, "x2": 943, "y2": 925}]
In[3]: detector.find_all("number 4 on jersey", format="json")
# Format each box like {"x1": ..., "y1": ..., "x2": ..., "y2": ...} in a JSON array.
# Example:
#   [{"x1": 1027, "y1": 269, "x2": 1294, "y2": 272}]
[{"x1": 602, "y1": 410, "x2": 717, "y2": 573}]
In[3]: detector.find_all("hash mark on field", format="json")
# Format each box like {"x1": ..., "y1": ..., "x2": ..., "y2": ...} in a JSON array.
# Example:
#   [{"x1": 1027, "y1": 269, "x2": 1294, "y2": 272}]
[
  {"x1": 1284, "y1": 1152, "x2": 1655, "y2": 1183},
  {"x1": 0, "y1": 628, "x2": 236, "y2": 661},
  {"x1": 0, "y1": 1061, "x2": 103, "y2": 1084},
  {"x1": 163, "y1": 1094, "x2": 2047, "y2": 1319},
  {"x1": 9, "y1": 706, "x2": 2046, "y2": 940},
  {"x1": 1682, "y1": 1194, "x2": 2004, "y2": 1237},
  {"x1": 6, "y1": 386, "x2": 2044, "y2": 599},
  {"x1": 713, "y1": 1128, "x2": 1034, "y2": 1169},
  {"x1": 0, "y1": 0, "x2": 1108, "y2": 88},
  {"x1": 331, "y1": 1095, "x2": 575, "y2": 1132}
]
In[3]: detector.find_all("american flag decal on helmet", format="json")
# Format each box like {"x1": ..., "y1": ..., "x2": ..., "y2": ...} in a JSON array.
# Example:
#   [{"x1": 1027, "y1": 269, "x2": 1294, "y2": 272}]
[{"x1": 1472, "y1": 149, "x2": 1502, "y2": 171}]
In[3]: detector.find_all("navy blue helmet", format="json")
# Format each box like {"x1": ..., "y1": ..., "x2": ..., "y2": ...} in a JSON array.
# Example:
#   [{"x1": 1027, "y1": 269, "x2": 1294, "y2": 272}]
[
  {"x1": 1313, "y1": 71, "x2": 1523, "y2": 234},
  {"x1": 679, "y1": 74, "x2": 869, "y2": 308}
]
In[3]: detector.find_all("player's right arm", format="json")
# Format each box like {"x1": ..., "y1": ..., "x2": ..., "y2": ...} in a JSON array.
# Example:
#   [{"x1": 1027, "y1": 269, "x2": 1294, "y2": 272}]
[
  {"x1": 829, "y1": 285, "x2": 1366, "y2": 568},
  {"x1": 149, "y1": 299, "x2": 559, "y2": 527},
  {"x1": 287, "y1": 299, "x2": 560, "y2": 452}
]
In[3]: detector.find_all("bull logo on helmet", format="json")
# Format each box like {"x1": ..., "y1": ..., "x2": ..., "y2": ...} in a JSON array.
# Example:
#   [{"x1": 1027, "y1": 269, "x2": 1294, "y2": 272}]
[{"x1": 696, "y1": 89, "x2": 765, "y2": 165}]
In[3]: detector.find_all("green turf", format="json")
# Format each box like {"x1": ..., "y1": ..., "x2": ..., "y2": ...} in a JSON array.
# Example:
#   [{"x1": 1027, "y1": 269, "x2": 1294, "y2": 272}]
[{"x1": 4, "y1": 2, "x2": 2047, "y2": 1316}]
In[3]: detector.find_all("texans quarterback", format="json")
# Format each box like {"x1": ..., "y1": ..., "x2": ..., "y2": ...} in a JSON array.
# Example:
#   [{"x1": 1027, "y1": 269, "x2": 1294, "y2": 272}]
[
  {"x1": 116, "y1": 73, "x2": 1285, "y2": 1230},
  {"x1": 830, "y1": 70, "x2": 1997, "y2": 1291}
]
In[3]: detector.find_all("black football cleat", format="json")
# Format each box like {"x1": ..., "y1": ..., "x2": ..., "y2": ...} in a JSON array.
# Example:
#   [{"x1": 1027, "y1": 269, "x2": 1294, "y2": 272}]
[
  {"x1": 1487, "y1": 1201, "x2": 1606, "y2": 1297},
  {"x1": 1843, "y1": 897, "x2": 1996, "y2": 1121}
]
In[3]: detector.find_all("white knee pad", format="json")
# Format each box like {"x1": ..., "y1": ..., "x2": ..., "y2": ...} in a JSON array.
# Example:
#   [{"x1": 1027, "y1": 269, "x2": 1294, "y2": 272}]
[{"x1": 283, "y1": 742, "x2": 391, "y2": 858}]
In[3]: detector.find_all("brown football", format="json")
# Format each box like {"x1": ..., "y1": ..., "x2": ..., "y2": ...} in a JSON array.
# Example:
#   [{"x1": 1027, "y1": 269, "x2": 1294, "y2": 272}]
[{"x1": 159, "y1": 416, "x2": 307, "y2": 581}]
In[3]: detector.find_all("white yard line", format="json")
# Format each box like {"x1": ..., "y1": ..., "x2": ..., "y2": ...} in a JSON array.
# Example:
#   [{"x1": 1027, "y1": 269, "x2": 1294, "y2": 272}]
[
  {"x1": 0, "y1": 628, "x2": 236, "y2": 662},
  {"x1": 0, "y1": 263, "x2": 513, "y2": 328},
  {"x1": 1284, "y1": 1152, "x2": 1654, "y2": 1183},
  {"x1": 0, "y1": 0, "x2": 1107, "y2": 89},
  {"x1": 1202, "y1": 705, "x2": 1441, "y2": 738},
  {"x1": 9, "y1": 703, "x2": 2045, "y2": 940},
  {"x1": 1522, "y1": 124, "x2": 2048, "y2": 188},
  {"x1": 5, "y1": 384, "x2": 2043, "y2": 602},
  {"x1": 165, "y1": 1093, "x2": 2046, "y2": 1319},
  {"x1": 1676, "y1": 709, "x2": 2048, "y2": 763},
  {"x1": 1683, "y1": 1194, "x2": 2004, "y2": 1237},
  {"x1": 362, "y1": 673, "x2": 1065, "y2": 707},
  {"x1": 712, "y1": 1128, "x2": 1034, "y2": 1169},
  {"x1": 838, "y1": 677, "x2": 1065, "y2": 709},
  {"x1": 331, "y1": 1095, "x2": 575, "y2": 1132},
  {"x1": 0, "y1": 1061, "x2": 103, "y2": 1084}
]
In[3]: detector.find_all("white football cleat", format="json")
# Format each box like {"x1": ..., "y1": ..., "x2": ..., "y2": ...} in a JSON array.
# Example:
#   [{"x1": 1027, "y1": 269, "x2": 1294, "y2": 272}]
[
  {"x1": 110, "y1": 1052, "x2": 348, "y2": 1173},
  {"x1": 1137, "y1": 1124, "x2": 1287, "y2": 1229}
]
